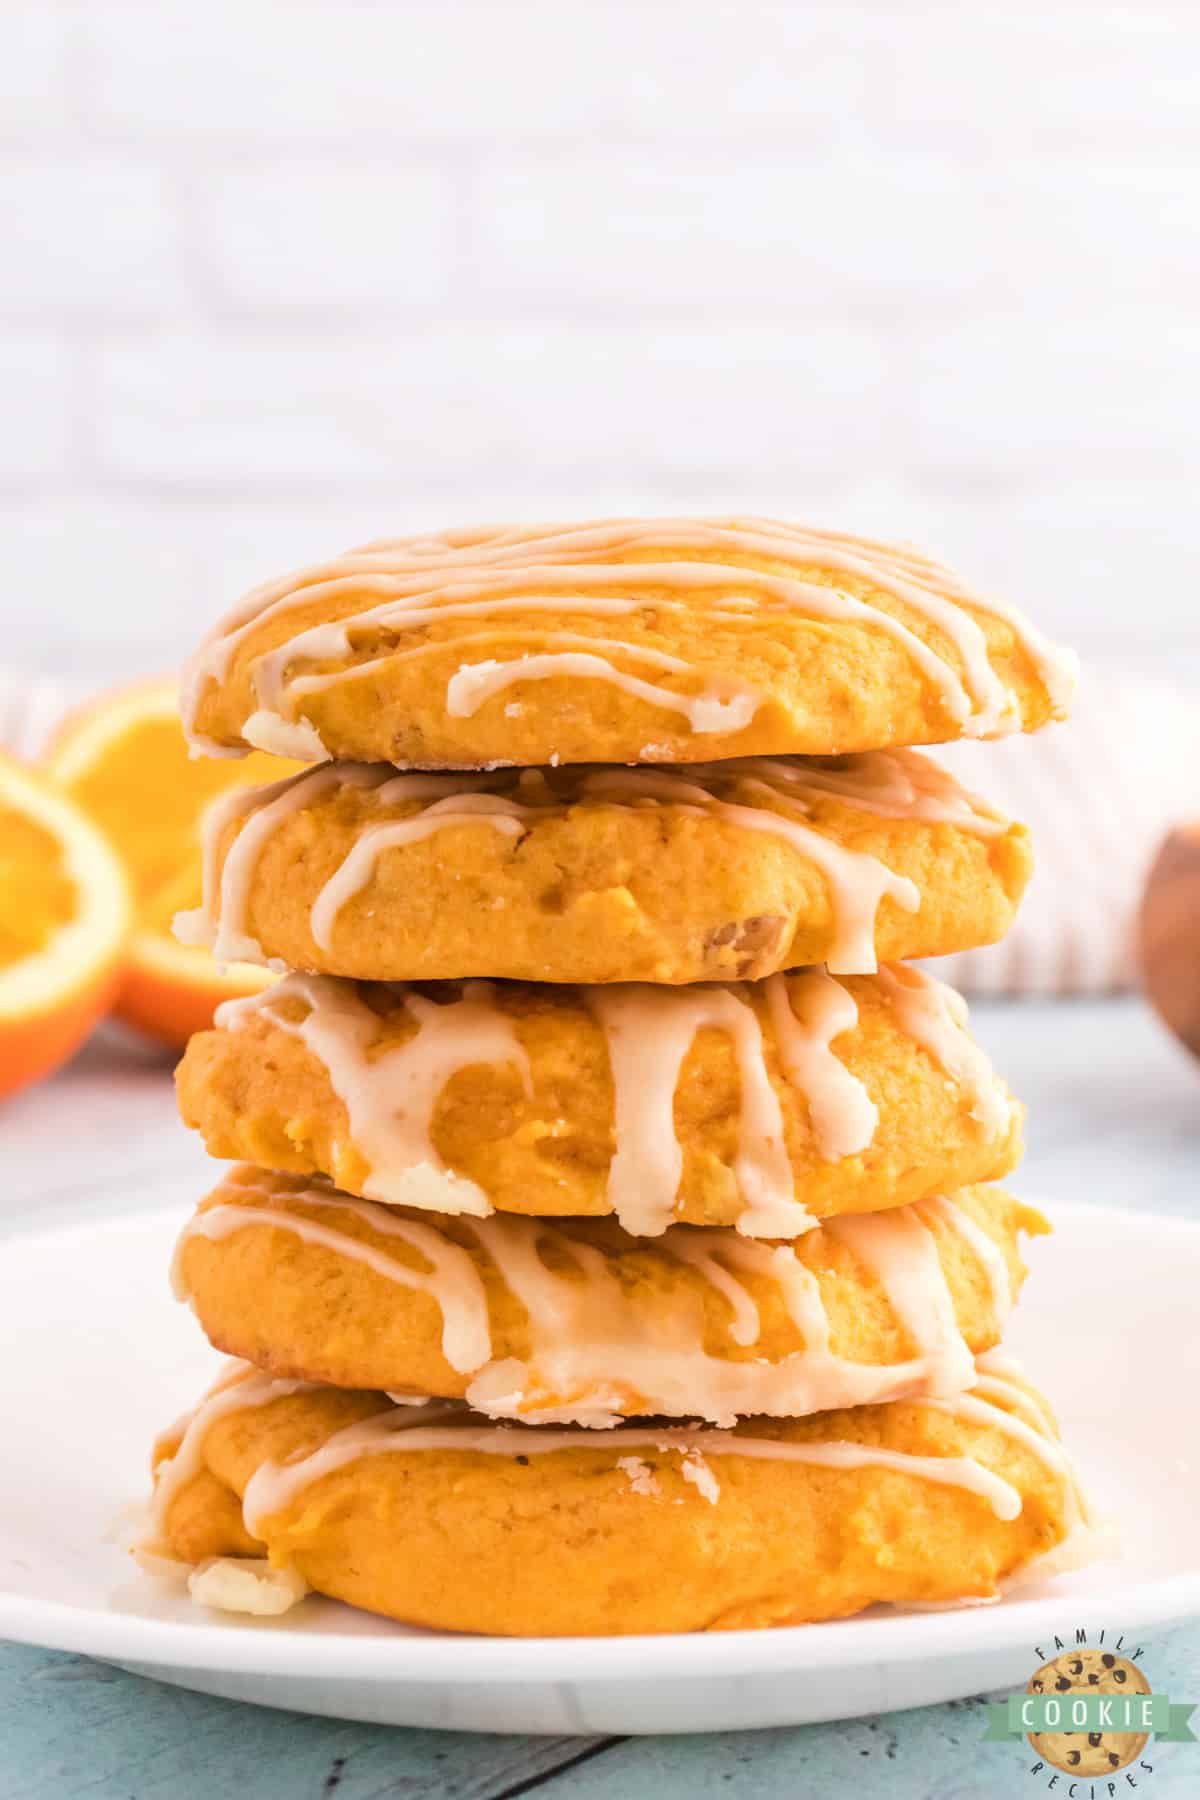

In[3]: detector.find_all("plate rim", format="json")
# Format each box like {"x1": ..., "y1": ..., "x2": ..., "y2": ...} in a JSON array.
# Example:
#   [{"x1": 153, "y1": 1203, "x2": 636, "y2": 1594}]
[
  {"x1": 3, "y1": 1195, "x2": 1199, "y2": 1682},
  {"x1": 4, "y1": 1572, "x2": 1200, "y2": 1685}
]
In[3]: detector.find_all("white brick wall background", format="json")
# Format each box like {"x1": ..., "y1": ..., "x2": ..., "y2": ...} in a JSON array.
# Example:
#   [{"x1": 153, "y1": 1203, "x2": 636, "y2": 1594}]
[{"x1": 2, "y1": 1, "x2": 1199, "y2": 686}]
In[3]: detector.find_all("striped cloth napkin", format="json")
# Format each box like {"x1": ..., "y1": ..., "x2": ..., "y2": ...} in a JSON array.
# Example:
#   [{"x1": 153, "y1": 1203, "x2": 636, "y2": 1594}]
[
  {"x1": 4, "y1": 667, "x2": 1193, "y2": 998},
  {"x1": 933, "y1": 670, "x2": 1200, "y2": 996}
]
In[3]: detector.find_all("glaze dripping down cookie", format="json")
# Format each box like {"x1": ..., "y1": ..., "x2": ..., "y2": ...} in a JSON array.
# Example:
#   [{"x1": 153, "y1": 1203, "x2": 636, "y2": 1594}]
[{"x1": 182, "y1": 516, "x2": 1078, "y2": 768}]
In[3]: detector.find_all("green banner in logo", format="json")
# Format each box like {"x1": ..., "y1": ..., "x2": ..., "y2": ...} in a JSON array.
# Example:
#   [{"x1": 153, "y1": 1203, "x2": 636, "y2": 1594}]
[{"x1": 984, "y1": 1693, "x2": 1197, "y2": 1742}]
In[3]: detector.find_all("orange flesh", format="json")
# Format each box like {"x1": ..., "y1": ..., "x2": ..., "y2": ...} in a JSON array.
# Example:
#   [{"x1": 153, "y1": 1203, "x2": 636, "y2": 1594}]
[
  {"x1": 62, "y1": 716, "x2": 299, "y2": 930},
  {"x1": 0, "y1": 803, "x2": 76, "y2": 966}
]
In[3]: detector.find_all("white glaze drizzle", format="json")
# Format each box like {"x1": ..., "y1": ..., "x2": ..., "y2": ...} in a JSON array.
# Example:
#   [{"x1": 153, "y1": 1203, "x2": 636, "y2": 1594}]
[
  {"x1": 220, "y1": 560, "x2": 965, "y2": 748},
  {"x1": 446, "y1": 648, "x2": 760, "y2": 734},
  {"x1": 918, "y1": 1193, "x2": 1012, "y2": 1321},
  {"x1": 172, "y1": 1181, "x2": 1018, "y2": 1427},
  {"x1": 215, "y1": 975, "x2": 530, "y2": 1216},
  {"x1": 922, "y1": 1387, "x2": 1076, "y2": 1493},
  {"x1": 175, "y1": 1200, "x2": 492, "y2": 1373},
  {"x1": 247, "y1": 574, "x2": 756, "y2": 747},
  {"x1": 974, "y1": 1346, "x2": 1026, "y2": 1379},
  {"x1": 455, "y1": 1198, "x2": 981, "y2": 1422},
  {"x1": 970, "y1": 1374, "x2": 1058, "y2": 1439},
  {"x1": 763, "y1": 969, "x2": 878, "y2": 1157},
  {"x1": 582, "y1": 766, "x2": 919, "y2": 974},
  {"x1": 207, "y1": 962, "x2": 996, "y2": 1238},
  {"x1": 587, "y1": 982, "x2": 811, "y2": 1239},
  {"x1": 181, "y1": 517, "x2": 1079, "y2": 754},
  {"x1": 179, "y1": 749, "x2": 1006, "y2": 978},
  {"x1": 181, "y1": 517, "x2": 959, "y2": 689},
  {"x1": 875, "y1": 964, "x2": 1013, "y2": 1140},
  {"x1": 737, "y1": 751, "x2": 1009, "y2": 836},
  {"x1": 175, "y1": 764, "x2": 350, "y2": 962},
  {"x1": 656, "y1": 1235, "x2": 765, "y2": 1348},
  {"x1": 228, "y1": 1388, "x2": 1030, "y2": 1538},
  {"x1": 150, "y1": 1364, "x2": 318, "y2": 1540},
  {"x1": 827, "y1": 1208, "x2": 978, "y2": 1397},
  {"x1": 310, "y1": 794, "x2": 529, "y2": 950},
  {"x1": 924, "y1": 1367, "x2": 1091, "y2": 1534}
]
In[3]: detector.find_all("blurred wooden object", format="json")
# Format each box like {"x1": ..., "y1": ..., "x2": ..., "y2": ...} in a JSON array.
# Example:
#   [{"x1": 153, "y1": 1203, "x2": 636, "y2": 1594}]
[{"x1": 1139, "y1": 822, "x2": 1200, "y2": 1060}]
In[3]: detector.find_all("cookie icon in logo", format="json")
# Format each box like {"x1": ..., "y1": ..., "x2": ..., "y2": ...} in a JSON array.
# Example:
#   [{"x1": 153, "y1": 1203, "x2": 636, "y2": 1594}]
[{"x1": 1026, "y1": 1651, "x2": 1151, "y2": 1775}]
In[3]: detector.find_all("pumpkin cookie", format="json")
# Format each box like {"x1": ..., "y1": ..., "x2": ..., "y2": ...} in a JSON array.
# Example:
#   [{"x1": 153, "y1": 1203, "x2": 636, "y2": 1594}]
[
  {"x1": 181, "y1": 516, "x2": 1077, "y2": 767},
  {"x1": 173, "y1": 1166, "x2": 1046, "y2": 1424},
  {"x1": 176, "y1": 965, "x2": 1022, "y2": 1237},
  {"x1": 149, "y1": 1357, "x2": 1094, "y2": 1636},
  {"x1": 175, "y1": 751, "x2": 1032, "y2": 983}
]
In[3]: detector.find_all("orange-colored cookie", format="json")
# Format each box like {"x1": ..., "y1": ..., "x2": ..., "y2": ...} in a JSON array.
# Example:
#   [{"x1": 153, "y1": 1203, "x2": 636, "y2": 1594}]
[
  {"x1": 182, "y1": 517, "x2": 1077, "y2": 767},
  {"x1": 176, "y1": 965, "x2": 1023, "y2": 1237},
  {"x1": 174, "y1": 1167, "x2": 1046, "y2": 1423},
  {"x1": 149, "y1": 1358, "x2": 1094, "y2": 1636},
  {"x1": 176, "y1": 752, "x2": 1032, "y2": 983}
]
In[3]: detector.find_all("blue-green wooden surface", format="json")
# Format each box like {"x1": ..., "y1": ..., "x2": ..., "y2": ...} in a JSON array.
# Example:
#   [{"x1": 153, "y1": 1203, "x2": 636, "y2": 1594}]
[
  {"x1": 5, "y1": 1629, "x2": 1200, "y2": 1798},
  {"x1": 3, "y1": 997, "x2": 1199, "y2": 1797}
]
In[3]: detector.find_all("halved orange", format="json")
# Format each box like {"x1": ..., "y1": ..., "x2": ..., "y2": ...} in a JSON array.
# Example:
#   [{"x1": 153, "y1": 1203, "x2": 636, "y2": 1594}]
[
  {"x1": 0, "y1": 752, "x2": 130, "y2": 1099},
  {"x1": 45, "y1": 679, "x2": 305, "y2": 1049}
]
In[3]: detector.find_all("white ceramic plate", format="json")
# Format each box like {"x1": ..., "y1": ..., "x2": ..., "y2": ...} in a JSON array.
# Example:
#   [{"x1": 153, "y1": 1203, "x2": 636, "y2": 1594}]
[{"x1": 1, "y1": 1199, "x2": 1197, "y2": 1735}]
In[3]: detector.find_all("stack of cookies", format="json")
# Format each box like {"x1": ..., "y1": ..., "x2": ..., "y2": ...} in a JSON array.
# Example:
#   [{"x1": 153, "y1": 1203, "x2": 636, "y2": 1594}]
[{"x1": 147, "y1": 517, "x2": 1099, "y2": 1636}]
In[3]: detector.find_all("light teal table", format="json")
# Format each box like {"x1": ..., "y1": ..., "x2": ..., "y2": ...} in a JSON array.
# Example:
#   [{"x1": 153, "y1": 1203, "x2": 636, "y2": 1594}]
[{"x1": 3, "y1": 997, "x2": 1199, "y2": 1798}]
